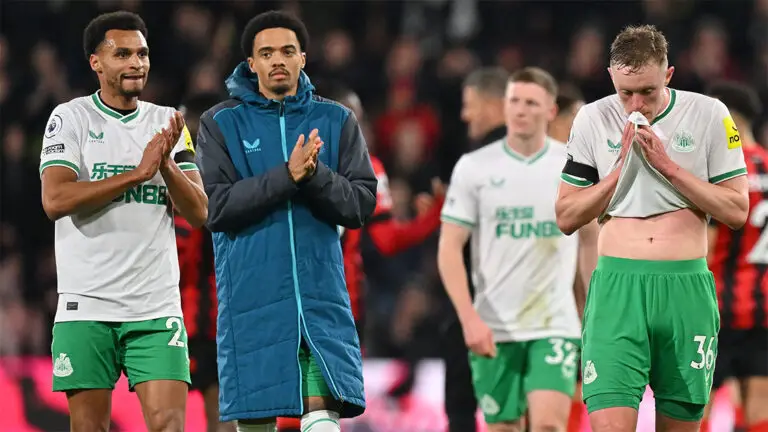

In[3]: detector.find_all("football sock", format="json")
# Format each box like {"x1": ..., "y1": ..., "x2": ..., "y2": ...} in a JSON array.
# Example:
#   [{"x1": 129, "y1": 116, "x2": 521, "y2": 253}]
[{"x1": 301, "y1": 410, "x2": 340, "y2": 432}]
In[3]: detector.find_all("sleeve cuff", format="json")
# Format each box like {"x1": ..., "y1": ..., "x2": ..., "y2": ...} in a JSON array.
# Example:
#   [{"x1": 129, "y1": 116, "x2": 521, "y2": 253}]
[
  {"x1": 560, "y1": 173, "x2": 593, "y2": 188},
  {"x1": 441, "y1": 214, "x2": 475, "y2": 228},
  {"x1": 709, "y1": 167, "x2": 747, "y2": 184},
  {"x1": 300, "y1": 161, "x2": 332, "y2": 192},
  {"x1": 40, "y1": 160, "x2": 79, "y2": 177}
]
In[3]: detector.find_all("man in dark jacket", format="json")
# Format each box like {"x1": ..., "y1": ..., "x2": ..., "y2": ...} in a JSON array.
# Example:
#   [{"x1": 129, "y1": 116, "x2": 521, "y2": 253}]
[{"x1": 195, "y1": 10, "x2": 377, "y2": 432}]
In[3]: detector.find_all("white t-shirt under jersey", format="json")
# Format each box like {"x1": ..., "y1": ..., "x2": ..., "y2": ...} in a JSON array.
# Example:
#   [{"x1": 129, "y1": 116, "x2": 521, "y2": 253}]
[
  {"x1": 561, "y1": 88, "x2": 747, "y2": 219},
  {"x1": 39, "y1": 91, "x2": 198, "y2": 322},
  {"x1": 441, "y1": 138, "x2": 581, "y2": 342}
]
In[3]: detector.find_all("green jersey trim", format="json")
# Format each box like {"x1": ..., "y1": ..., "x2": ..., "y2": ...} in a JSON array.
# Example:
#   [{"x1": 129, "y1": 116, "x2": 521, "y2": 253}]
[
  {"x1": 40, "y1": 160, "x2": 79, "y2": 175},
  {"x1": 502, "y1": 140, "x2": 550, "y2": 165},
  {"x1": 709, "y1": 167, "x2": 747, "y2": 184},
  {"x1": 177, "y1": 162, "x2": 199, "y2": 172},
  {"x1": 560, "y1": 173, "x2": 593, "y2": 187},
  {"x1": 651, "y1": 88, "x2": 676, "y2": 125},
  {"x1": 91, "y1": 92, "x2": 141, "y2": 123},
  {"x1": 441, "y1": 215, "x2": 475, "y2": 228}
]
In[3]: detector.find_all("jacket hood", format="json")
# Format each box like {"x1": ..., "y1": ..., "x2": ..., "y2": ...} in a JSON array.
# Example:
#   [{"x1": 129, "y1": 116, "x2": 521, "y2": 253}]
[{"x1": 225, "y1": 61, "x2": 314, "y2": 108}]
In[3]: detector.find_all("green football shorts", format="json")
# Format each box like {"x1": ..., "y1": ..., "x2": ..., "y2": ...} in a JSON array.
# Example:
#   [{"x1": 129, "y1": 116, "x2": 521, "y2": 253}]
[
  {"x1": 470, "y1": 338, "x2": 580, "y2": 424},
  {"x1": 51, "y1": 317, "x2": 191, "y2": 392},
  {"x1": 299, "y1": 340, "x2": 332, "y2": 397},
  {"x1": 581, "y1": 257, "x2": 719, "y2": 421}
]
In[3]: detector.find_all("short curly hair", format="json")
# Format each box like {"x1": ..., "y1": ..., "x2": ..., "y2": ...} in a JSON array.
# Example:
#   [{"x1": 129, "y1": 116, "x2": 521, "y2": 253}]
[
  {"x1": 240, "y1": 10, "x2": 309, "y2": 58},
  {"x1": 83, "y1": 11, "x2": 148, "y2": 60}
]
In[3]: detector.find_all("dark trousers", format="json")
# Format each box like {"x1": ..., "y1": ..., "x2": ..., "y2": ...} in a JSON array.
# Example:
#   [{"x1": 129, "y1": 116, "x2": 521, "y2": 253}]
[{"x1": 442, "y1": 318, "x2": 477, "y2": 432}]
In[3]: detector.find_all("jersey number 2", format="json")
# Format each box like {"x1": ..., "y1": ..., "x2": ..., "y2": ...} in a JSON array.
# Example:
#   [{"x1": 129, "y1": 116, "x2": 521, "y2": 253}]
[
  {"x1": 747, "y1": 200, "x2": 768, "y2": 264},
  {"x1": 166, "y1": 317, "x2": 186, "y2": 348}
]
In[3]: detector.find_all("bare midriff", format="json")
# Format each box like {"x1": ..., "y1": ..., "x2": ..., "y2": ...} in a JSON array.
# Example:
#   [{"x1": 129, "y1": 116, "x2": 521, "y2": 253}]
[{"x1": 598, "y1": 208, "x2": 708, "y2": 261}]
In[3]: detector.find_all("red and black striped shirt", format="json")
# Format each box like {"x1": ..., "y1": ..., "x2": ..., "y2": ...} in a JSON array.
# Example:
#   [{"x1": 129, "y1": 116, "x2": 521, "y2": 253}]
[
  {"x1": 710, "y1": 144, "x2": 768, "y2": 329},
  {"x1": 175, "y1": 215, "x2": 217, "y2": 340}
]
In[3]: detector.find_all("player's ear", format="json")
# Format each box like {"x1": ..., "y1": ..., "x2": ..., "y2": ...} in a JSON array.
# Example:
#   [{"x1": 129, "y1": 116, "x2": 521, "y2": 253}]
[
  {"x1": 246, "y1": 57, "x2": 257, "y2": 74},
  {"x1": 300, "y1": 52, "x2": 306, "y2": 69},
  {"x1": 549, "y1": 100, "x2": 559, "y2": 122},
  {"x1": 664, "y1": 66, "x2": 674, "y2": 86},
  {"x1": 89, "y1": 54, "x2": 101, "y2": 74}
]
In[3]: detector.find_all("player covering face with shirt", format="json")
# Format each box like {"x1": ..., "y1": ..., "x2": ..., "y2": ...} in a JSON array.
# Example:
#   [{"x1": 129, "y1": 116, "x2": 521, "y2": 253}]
[{"x1": 556, "y1": 24, "x2": 749, "y2": 432}]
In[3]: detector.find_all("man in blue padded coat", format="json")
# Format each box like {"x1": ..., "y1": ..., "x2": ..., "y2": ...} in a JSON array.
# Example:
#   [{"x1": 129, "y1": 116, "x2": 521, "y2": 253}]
[{"x1": 195, "y1": 10, "x2": 377, "y2": 432}]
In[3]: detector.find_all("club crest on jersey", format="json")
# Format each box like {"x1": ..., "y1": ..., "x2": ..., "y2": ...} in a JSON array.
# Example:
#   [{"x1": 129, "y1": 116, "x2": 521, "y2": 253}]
[
  {"x1": 45, "y1": 114, "x2": 63, "y2": 138},
  {"x1": 671, "y1": 130, "x2": 695, "y2": 153}
]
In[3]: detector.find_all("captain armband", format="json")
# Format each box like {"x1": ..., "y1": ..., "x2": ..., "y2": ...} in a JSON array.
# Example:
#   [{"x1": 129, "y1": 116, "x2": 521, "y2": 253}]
[{"x1": 560, "y1": 158, "x2": 600, "y2": 188}]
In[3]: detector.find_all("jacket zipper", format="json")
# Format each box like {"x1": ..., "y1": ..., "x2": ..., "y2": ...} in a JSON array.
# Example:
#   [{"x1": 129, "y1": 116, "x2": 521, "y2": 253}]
[{"x1": 277, "y1": 101, "x2": 345, "y2": 407}]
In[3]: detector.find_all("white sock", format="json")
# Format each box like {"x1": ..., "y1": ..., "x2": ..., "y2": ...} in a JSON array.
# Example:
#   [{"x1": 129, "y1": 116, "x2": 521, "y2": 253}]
[
  {"x1": 301, "y1": 410, "x2": 341, "y2": 432},
  {"x1": 236, "y1": 421, "x2": 276, "y2": 432}
]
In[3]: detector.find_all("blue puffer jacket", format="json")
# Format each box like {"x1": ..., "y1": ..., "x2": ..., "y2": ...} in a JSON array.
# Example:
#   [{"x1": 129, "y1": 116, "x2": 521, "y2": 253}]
[{"x1": 195, "y1": 62, "x2": 377, "y2": 422}]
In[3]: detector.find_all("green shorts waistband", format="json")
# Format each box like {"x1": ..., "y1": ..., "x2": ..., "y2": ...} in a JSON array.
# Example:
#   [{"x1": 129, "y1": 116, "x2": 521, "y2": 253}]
[{"x1": 596, "y1": 256, "x2": 708, "y2": 274}]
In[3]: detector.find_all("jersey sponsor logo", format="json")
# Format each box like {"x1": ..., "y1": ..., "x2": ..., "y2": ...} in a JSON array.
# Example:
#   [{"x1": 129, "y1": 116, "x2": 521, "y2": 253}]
[
  {"x1": 45, "y1": 114, "x2": 63, "y2": 138},
  {"x1": 52, "y1": 353, "x2": 74, "y2": 377},
  {"x1": 582, "y1": 360, "x2": 597, "y2": 384},
  {"x1": 242, "y1": 138, "x2": 261, "y2": 154},
  {"x1": 671, "y1": 130, "x2": 695, "y2": 153},
  {"x1": 90, "y1": 162, "x2": 169, "y2": 206},
  {"x1": 42, "y1": 143, "x2": 64, "y2": 155},
  {"x1": 607, "y1": 139, "x2": 621, "y2": 154},
  {"x1": 114, "y1": 184, "x2": 169, "y2": 206},
  {"x1": 723, "y1": 115, "x2": 741, "y2": 149},
  {"x1": 91, "y1": 162, "x2": 136, "y2": 180},
  {"x1": 494, "y1": 206, "x2": 563, "y2": 239}
]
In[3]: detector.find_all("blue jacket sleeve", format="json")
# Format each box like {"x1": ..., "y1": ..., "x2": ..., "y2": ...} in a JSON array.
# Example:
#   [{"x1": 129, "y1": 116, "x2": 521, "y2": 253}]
[
  {"x1": 196, "y1": 112, "x2": 299, "y2": 233},
  {"x1": 299, "y1": 112, "x2": 377, "y2": 228}
]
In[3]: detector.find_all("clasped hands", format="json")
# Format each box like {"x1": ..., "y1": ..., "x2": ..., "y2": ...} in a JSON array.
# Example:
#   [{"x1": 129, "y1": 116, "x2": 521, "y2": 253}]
[{"x1": 288, "y1": 128, "x2": 323, "y2": 183}]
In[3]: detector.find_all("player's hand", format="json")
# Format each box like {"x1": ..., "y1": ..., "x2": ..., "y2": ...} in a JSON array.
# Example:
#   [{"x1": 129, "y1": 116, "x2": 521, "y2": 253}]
[
  {"x1": 161, "y1": 111, "x2": 186, "y2": 160},
  {"x1": 414, "y1": 193, "x2": 434, "y2": 216},
  {"x1": 288, "y1": 128, "x2": 323, "y2": 182},
  {"x1": 135, "y1": 132, "x2": 167, "y2": 182},
  {"x1": 413, "y1": 178, "x2": 446, "y2": 216},
  {"x1": 461, "y1": 312, "x2": 497, "y2": 358},
  {"x1": 431, "y1": 177, "x2": 446, "y2": 199},
  {"x1": 618, "y1": 121, "x2": 634, "y2": 164},
  {"x1": 636, "y1": 125, "x2": 676, "y2": 175}
]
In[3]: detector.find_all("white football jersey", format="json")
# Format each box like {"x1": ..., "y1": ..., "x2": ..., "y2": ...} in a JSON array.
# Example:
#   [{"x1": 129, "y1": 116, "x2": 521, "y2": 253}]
[
  {"x1": 441, "y1": 138, "x2": 581, "y2": 342},
  {"x1": 39, "y1": 91, "x2": 198, "y2": 322},
  {"x1": 562, "y1": 88, "x2": 747, "y2": 220}
]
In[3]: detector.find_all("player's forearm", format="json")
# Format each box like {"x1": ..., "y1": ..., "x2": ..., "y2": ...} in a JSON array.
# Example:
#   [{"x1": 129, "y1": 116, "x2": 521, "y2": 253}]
[
  {"x1": 205, "y1": 164, "x2": 299, "y2": 233},
  {"x1": 663, "y1": 165, "x2": 749, "y2": 230},
  {"x1": 556, "y1": 169, "x2": 620, "y2": 235},
  {"x1": 43, "y1": 171, "x2": 144, "y2": 220},
  {"x1": 161, "y1": 163, "x2": 208, "y2": 228},
  {"x1": 437, "y1": 243, "x2": 475, "y2": 322}
]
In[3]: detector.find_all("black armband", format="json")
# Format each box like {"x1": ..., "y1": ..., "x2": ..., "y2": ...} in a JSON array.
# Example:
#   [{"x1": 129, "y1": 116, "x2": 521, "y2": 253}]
[{"x1": 562, "y1": 159, "x2": 600, "y2": 185}]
